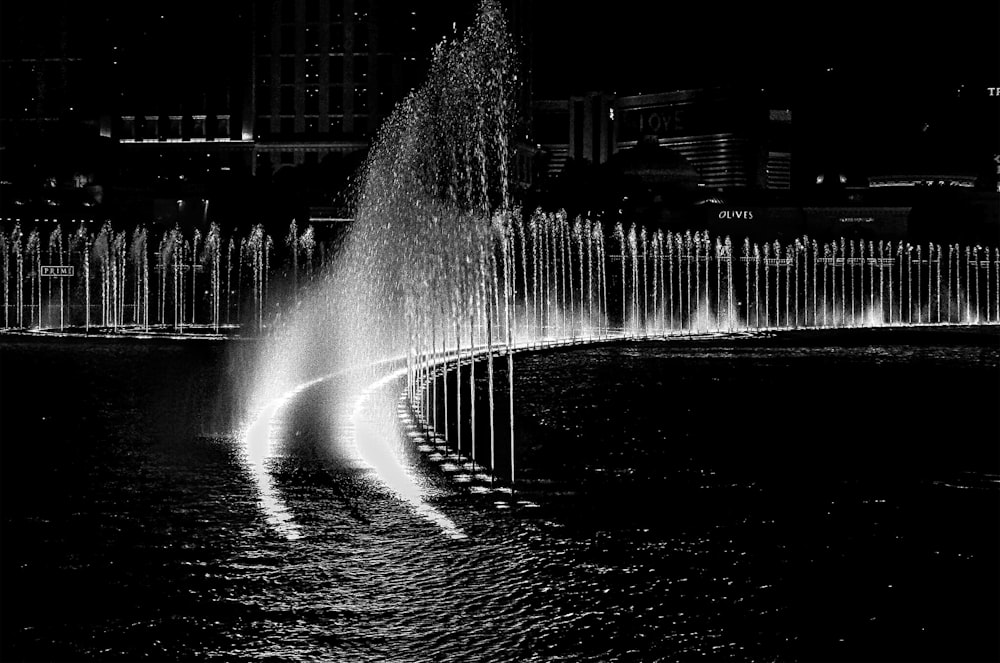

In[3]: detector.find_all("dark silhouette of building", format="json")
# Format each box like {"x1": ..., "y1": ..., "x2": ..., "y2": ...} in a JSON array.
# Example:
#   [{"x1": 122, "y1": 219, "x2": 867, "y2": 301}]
[
  {"x1": 1, "y1": 1, "x2": 515, "y2": 229},
  {"x1": 251, "y1": 0, "x2": 479, "y2": 176},
  {"x1": 529, "y1": 83, "x2": 997, "y2": 242}
]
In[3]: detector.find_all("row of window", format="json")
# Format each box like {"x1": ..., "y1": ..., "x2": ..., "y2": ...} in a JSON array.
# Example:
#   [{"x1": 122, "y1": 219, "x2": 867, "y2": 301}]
[
  {"x1": 116, "y1": 115, "x2": 230, "y2": 141},
  {"x1": 255, "y1": 116, "x2": 371, "y2": 140},
  {"x1": 278, "y1": 0, "x2": 372, "y2": 24},
  {"x1": 270, "y1": 56, "x2": 367, "y2": 84},
  {"x1": 256, "y1": 54, "x2": 415, "y2": 91},
  {"x1": 260, "y1": 86, "x2": 377, "y2": 114},
  {"x1": 260, "y1": 23, "x2": 374, "y2": 55}
]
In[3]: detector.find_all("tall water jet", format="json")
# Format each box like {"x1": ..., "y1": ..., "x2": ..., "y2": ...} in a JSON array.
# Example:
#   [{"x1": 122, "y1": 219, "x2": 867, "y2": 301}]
[
  {"x1": 236, "y1": 0, "x2": 519, "y2": 537},
  {"x1": 285, "y1": 220, "x2": 299, "y2": 296},
  {"x1": 71, "y1": 224, "x2": 90, "y2": 330},
  {"x1": 1, "y1": 232, "x2": 8, "y2": 329},
  {"x1": 93, "y1": 223, "x2": 112, "y2": 328},
  {"x1": 26, "y1": 229, "x2": 40, "y2": 329},
  {"x1": 205, "y1": 222, "x2": 222, "y2": 332},
  {"x1": 131, "y1": 227, "x2": 147, "y2": 329}
]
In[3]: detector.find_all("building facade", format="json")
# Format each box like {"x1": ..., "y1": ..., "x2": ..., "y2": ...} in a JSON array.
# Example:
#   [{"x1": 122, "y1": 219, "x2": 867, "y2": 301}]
[
  {"x1": 251, "y1": 0, "x2": 471, "y2": 175},
  {"x1": 534, "y1": 87, "x2": 793, "y2": 193}
]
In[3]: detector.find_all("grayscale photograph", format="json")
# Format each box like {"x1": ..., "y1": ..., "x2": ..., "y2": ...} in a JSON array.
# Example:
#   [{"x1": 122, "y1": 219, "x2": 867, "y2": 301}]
[{"x1": 1, "y1": 1, "x2": 998, "y2": 661}]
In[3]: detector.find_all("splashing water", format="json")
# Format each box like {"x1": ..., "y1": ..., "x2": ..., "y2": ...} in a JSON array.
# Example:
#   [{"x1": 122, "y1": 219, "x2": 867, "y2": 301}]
[{"x1": 237, "y1": 0, "x2": 517, "y2": 538}]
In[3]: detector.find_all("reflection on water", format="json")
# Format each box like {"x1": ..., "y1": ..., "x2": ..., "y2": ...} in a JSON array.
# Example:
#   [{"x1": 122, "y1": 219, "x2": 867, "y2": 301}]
[
  {"x1": 1, "y1": 330, "x2": 998, "y2": 662},
  {"x1": 347, "y1": 366, "x2": 468, "y2": 540},
  {"x1": 240, "y1": 375, "x2": 332, "y2": 541}
]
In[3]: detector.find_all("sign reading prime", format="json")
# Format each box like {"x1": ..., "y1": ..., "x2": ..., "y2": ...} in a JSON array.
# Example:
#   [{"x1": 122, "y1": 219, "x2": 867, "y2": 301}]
[
  {"x1": 40, "y1": 266, "x2": 74, "y2": 277},
  {"x1": 839, "y1": 217, "x2": 875, "y2": 224}
]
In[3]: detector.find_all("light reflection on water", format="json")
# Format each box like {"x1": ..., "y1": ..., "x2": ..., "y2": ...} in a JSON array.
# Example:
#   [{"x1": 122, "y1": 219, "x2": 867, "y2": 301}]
[
  {"x1": 240, "y1": 376, "x2": 331, "y2": 541},
  {"x1": 2, "y1": 334, "x2": 998, "y2": 661}
]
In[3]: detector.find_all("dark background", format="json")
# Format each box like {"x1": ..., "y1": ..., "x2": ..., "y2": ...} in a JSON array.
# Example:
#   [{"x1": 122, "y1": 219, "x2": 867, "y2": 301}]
[{"x1": 529, "y1": 1, "x2": 999, "y2": 176}]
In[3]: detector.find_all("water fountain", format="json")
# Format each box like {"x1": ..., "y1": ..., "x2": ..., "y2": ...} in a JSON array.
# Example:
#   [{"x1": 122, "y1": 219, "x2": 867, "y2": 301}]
[
  {"x1": 1, "y1": 0, "x2": 998, "y2": 537},
  {"x1": 3, "y1": 215, "x2": 996, "y2": 341}
]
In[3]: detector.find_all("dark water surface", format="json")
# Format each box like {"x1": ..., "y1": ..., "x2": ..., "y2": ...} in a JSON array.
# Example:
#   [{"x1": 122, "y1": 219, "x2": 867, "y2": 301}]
[{"x1": 2, "y1": 329, "x2": 998, "y2": 662}]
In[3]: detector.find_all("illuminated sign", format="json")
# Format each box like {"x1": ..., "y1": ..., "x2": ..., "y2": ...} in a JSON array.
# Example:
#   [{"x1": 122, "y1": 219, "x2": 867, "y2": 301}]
[
  {"x1": 839, "y1": 217, "x2": 874, "y2": 223},
  {"x1": 718, "y1": 210, "x2": 754, "y2": 220},
  {"x1": 41, "y1": 266, "x2": 74, "y2": 276},
  {"x1": 619, "y1": 107, "x2": 684, "y2": 141}
]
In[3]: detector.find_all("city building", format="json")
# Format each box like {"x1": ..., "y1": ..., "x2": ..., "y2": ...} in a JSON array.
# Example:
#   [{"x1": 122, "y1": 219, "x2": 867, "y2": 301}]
[
  {"x1": 251, "y1": 0, "x2": 477, "y2": 177},
  {"x1": 1, "y1": 1, "x2": 522, "y2": 229},
  {"x1": 530, "y1": 84, "x2": 997, "y2": 242}
]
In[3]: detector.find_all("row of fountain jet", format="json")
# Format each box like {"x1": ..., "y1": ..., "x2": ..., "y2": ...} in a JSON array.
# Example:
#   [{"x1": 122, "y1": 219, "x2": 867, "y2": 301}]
[
  {"x1": 2, "y1": 214, "x2": 997, "y2": 336},
  {"x1": 390, "y1": 209, "x2": 1000, "y2": 485},
  {"x1": 0, "y1": 220, "x2": 320, "y2": 333},
  {"x1": 275, "y1": 0, "x2": 1000, "y2": 496},
  {"x1": 520, "y1": 214, "x2": 1000, "y2": 335}
]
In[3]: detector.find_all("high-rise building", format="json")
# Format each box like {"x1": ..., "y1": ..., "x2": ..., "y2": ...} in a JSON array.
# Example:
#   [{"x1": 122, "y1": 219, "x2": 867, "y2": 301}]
[
  {"x1": 251, "y1": 0, "x2": 476, "y2": 176},
  {"x1": 613, "y1": 88, "x2": 785, "y2": 191},
  {"x1": 1, "y1": 1, "x2": 533, "y2": 225},
  {"x1": 0, "y1": 2, "x2": 102, "y2": 139}
]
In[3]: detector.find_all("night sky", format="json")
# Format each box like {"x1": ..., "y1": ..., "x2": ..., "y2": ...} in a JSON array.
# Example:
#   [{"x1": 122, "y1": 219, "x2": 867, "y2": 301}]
[{"x1": 529, "y1": 1, "x2": 999, "y2": 97}]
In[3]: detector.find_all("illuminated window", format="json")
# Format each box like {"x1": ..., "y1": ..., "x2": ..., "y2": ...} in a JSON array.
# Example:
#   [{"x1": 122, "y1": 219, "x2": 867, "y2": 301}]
[
  {"x1": 167, "y1": 116, "x2": 182, "y2": 139},
  {"x1": 305, "y1": 26, "x2": 320, "y2": 54},
  {"x1": 305, "y1": 87, "x2": 320, "y2": 114},
  {"x1": 353, "y1": 88, "x2": 368, "y2": 113},
  {"x1": 305, "y1": 57, "x2": 319, "y2": 82}
]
